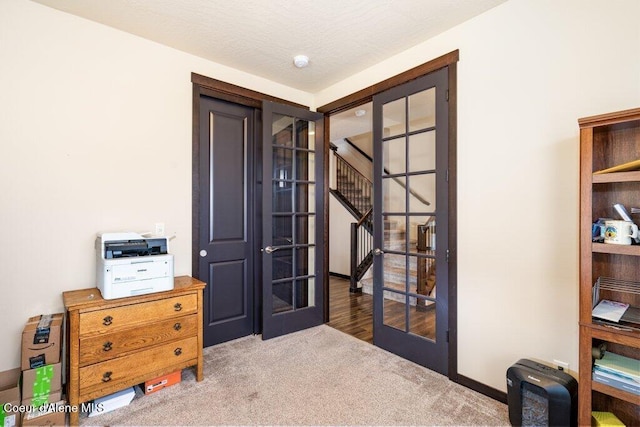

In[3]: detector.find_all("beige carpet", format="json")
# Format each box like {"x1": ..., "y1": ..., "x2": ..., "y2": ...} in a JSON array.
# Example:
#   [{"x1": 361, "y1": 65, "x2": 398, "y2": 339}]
[{"x1": 81, "y1": 325, "x2": 509, "y2": 426}]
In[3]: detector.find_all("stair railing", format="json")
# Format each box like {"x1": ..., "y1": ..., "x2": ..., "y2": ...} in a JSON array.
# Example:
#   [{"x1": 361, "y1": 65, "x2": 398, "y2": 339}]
[
  {"x1": 350, "y1": 208, "x2": 373, "y2": 293},
  {"x1": 335, "y1": 153, "x2": 372, "y2": 218},
  {"x1": 416, "y1": 217, "x2": 436, "y2": 310}
]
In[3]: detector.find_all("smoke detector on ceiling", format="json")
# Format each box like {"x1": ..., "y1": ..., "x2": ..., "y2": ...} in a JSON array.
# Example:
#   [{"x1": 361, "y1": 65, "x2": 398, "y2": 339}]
[{"x1": 293, "y1": 55, "x2": 309, "y2": 68}]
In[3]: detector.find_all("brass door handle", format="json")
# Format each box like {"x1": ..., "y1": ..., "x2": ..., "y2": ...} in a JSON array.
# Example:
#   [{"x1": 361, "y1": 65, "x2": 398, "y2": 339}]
[
  {"x1": 173, "y1": 323, "x2": 182, "y2": 331},
  {"x1": 174, "y1": 347, "x2": 182, "y2": 356},
  {"x1": 102, "y1": 371, "x2": 112, "y2": 382},
  {"x1": 103, "y1": 315, "x2": 113, "y2": 326},
  {"x1": 174, "y1": 303, "x2": 182, "y2": 311},
  {"x1": 103, "y1": 341, "x2": 113, "y2": 352}
]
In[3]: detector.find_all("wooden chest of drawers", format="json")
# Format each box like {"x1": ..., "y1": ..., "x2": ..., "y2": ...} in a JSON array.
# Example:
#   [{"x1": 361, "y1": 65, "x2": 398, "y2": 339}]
[{"x1": 63, "y1": 276, "x2": 205, "y2": 426}]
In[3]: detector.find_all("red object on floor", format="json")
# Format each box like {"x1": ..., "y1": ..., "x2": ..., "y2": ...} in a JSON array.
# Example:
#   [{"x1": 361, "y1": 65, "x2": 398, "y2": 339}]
[{"x1": 144, "y1": 371, "x2": 181, "y2": 395}]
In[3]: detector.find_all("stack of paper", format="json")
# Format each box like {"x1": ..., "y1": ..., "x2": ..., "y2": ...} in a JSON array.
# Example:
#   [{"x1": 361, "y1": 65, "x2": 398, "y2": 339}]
[
  {"x1": 593, "y1": 352, "x2": 640, "y2": 395},
  {"x1": 592, "y1": 411, "x2": 625, "y2": 426},
  {"x1": 87, "y1": 387, "x2": 136, "y2": 417},
  {"x1": 592, "y1": 300, "x2": 629, "y2": 323}
]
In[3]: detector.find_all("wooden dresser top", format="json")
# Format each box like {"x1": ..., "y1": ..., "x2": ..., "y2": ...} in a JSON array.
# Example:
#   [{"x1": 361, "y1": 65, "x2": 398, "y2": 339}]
[{"x1": 63, "y1": 275, "x2": 206, "y2": 312}]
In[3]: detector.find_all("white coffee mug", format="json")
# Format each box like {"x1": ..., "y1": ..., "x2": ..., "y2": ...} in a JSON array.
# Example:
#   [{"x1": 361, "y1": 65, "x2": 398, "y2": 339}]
[{"x1": 604, "y1": 220, "x2": 638, "y2": 245}]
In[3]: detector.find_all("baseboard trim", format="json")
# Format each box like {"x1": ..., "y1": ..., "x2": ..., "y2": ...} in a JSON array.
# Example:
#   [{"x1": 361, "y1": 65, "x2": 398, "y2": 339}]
[
  {"x1": 454, "y1": 374, "x2": 507, "y2": 404},
  {"x1": 329, "y1": 272, "x2": 350, "y2": 280}
]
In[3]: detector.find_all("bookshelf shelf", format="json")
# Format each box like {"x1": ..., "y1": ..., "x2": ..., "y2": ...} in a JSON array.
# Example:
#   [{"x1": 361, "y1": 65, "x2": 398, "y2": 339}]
[
  {"x1": 591, "y1": 242, "x2": 640, "y2": 256},
  {"x1": 580, "y1": 322, "x2": 640, "y2": 348},
  {"x1": 592, "y1": 381, "x2": 639, "y2": 405},
  {"x1": 579, "y1": 107, "x2": 640, "y2": 427},
  {"x1": 592, "y1": 170, "x2": 640, "y2": 183}
]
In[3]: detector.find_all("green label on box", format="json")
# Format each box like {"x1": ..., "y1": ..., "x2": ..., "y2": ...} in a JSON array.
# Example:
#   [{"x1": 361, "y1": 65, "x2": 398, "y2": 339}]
[
  {"x1": 32, "y1": 364, "x2": 54, "y2": 398},
  {"x1": 0, "y1": 406, "x2": 5, "y2": 426},
  {"x1": 31, "y1": 394, "x2": 50, "y2": 407}
]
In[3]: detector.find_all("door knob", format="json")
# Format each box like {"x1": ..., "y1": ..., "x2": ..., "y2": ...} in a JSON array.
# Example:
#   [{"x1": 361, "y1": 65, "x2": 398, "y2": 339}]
[
  {"x1": 262, "y1": 246, "x2": 278, "y2": 254},
  {"x1": 374, "y1": 248, "x2": 384, "y2": 256},
  {"x1": 199, "y1": 250, "x2": 207, "y2": 257}
]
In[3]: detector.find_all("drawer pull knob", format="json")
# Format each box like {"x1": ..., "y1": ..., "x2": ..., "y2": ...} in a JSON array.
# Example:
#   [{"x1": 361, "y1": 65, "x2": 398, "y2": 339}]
[
  {"x1": 174, "y1": 347, "x2": 182, "y2": 356},
  {"x1": 174, "y1": 303, "x2": 183, "y2": 312},
  {"x1": 103, "y1": 341, "x2": 113, "y2": 352},
  {"x1": 103, "y1": 315, "x2": 113, "y2": 326},
  {"x1": 102, "y1": 371, "x2": 112, "y2": 382},
  {"x1": 173, "y1": 323, "x2": 182, "y2": 331}
]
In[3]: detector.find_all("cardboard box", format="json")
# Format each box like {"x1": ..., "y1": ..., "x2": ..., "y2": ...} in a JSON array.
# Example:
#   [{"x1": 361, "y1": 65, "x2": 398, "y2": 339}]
[
  {"x1": 21, "y1": 401, "x2": 66, "y2": 427},
  {"x1": 144, "y1": 371, "x2": 181, "y2": 395},
  {"x1": 0, "y1": 368, "x2": 21, "y2": 427},
  {"x1": 21, "y1": 391, "x2": 62, "y2": 409},
  {"x1": 21, "y1": 314, "x2": 63, "y2": 371},
  {"x1": 21, "y1": 364, "x2": 61, "y2": 400}
]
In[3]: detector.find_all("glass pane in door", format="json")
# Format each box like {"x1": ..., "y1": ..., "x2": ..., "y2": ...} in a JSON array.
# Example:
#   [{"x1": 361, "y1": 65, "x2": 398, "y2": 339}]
[
  {"x1": 383, "y1": 136, "x2": 406, "y2": 174},
  {"x1": 382, "y1": 98, "x2": 406, "y2": 138},
  {"x1": 296, "y1": 215, "x2": 314, "y2": 245},
  {"x1": 408, "y1": 88, "x2": 436, "y2": 131},
  {"x1": 408, "y1": 174, "x2": 436, "y2": 212},
  {"x1": 408, "y1": 131, "x2": 435, "y2": 173},
  {"x1": 383, "y1": 215, "x2": 407, "y2": 252},
  {"x1": 273, "y1": 181, "x2": 293, "y2": 212},
  {"x1": 272, "y1": 249, "x2": 293, "y2": 281},
  {"x1": 273, "y1": 281, "x2": 293, "y2": 313},
  {"x1": 383, "y1": 290, "x2": 407, "y2": 331},
  {"x1": 382, "y1": 177, "x2": 406, "y2": 214},
  {"x1": 272, "y1": 114, "x2": 294, "y2": 146},
  {"x1": 272, "y1": 215, "x2": 292, "y2": 246},
  {"x1": 409, "y1": 297, "x2": 436, "y2": 341}
]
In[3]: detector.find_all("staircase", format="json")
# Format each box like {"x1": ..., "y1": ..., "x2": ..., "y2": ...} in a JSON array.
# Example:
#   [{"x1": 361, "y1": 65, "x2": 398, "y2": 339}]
[
  {"x1": 333, "y1": 154, "x2": 372, "y2": 219},
  {"x1": 360, "y1": 220, "x2": 436, "y2": 307},
  {"x1": 331, "y1": 152, "x2": 374, "y2": 292},
  {"x1": 331, "y1": 144, "x2": 436, "y2": 304}
]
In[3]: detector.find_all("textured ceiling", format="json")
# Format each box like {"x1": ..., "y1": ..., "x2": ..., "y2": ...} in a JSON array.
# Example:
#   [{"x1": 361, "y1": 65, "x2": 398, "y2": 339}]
[{"x1": 31, "y1": 0, "x2": 507, "y2": 92}]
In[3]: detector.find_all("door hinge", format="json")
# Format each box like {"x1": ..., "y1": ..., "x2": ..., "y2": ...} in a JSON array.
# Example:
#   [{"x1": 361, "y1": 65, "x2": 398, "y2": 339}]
[
  {"x1": 446, "y1": 169, "x2": 449, "y2": 182},
  {"x1": 446, "y1": 249, "x2": 450, "y2": 263},
  {"x1": 446, "y1": 90, "x2": 449, "y2": 101}
]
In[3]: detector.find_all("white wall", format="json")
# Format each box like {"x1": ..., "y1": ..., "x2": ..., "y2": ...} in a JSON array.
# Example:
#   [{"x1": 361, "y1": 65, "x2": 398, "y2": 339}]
[
  {"x1": 0, "y1": 0, "x2": 312, "y2": 372},
  {"x1": 329, "y1": 194, "x2": 353, "y2": 277},
  {"x1": 318, "y1": 0, "x2": 640, "y2": 391}
]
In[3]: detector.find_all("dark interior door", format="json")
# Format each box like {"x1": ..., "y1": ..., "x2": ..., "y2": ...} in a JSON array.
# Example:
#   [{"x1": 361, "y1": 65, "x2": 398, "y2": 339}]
[
  {"x1": 198, "y1": 96, "x2": 255, "y2": 346},
  {"x1": 372, "y1": 68, "x2": 449, "y2": 374},
  {"x1": 261, "y1": 101, "x2": 324, "y2": 339}
]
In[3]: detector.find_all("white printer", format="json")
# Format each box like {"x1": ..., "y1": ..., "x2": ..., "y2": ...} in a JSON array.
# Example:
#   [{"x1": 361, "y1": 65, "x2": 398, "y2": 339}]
[{"x1": 96, "y1": 232, "x2": 174, "y2": 300}]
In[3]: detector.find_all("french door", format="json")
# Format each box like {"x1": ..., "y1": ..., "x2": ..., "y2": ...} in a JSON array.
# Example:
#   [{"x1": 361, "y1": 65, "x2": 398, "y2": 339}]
[
  {"x1": 372, "y1": 68, "x2": 449, "y2": 374},
  {"x1": 261, "y1": 101, "x2": 325, "y2": 339}
]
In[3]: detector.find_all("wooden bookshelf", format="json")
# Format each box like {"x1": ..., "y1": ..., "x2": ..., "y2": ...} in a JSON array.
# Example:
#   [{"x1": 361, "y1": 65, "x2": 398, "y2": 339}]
[{"x1": 578, "y1": 107, "x2": 640, "y2": 427}]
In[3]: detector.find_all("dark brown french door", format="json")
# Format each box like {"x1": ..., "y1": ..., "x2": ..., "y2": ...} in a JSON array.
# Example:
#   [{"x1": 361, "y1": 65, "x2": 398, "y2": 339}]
[
  {"x1": 261, "y1": 101, "x2": 325, "y2": 339},
  {"x1": 372, "y1": 68, "x2": 449, "y2": 374}
]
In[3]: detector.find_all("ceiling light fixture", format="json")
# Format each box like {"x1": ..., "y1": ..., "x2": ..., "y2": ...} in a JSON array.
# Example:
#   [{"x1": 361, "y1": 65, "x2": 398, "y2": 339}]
[
  {"x1": 293, "y1": 55, "x2": 309, "y2": 68},
  {"x1": 355, "y1": 109, "x2": 366, "y2": 117}
]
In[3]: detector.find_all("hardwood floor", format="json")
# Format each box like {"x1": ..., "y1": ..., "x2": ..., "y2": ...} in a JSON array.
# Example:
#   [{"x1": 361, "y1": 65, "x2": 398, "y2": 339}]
[
  {"x1": 328, "y1": 276, "x2": 435, "y2": 343},
  {"x1": 328, "y1": 276, "x2": 374, "y2": 343}
]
